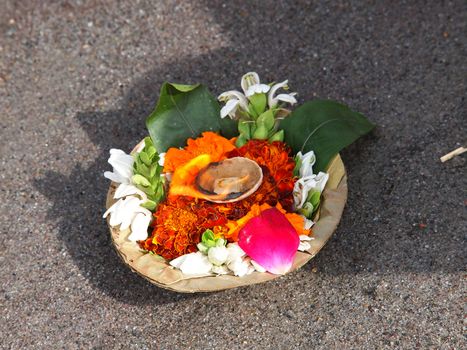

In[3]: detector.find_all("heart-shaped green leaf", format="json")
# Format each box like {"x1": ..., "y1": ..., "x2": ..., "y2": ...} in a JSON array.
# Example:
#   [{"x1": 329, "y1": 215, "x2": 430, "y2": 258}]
[
  {"x1": 146, "y1": 83, "x2": 237, "y2": 152},
  {"x1": 280, "y1": 100, "x2": 375, "y2": 172}
]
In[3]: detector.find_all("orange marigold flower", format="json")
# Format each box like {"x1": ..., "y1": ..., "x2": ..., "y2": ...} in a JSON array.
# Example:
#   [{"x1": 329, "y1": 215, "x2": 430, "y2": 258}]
[
  {"x1": 140, "y1": 138, "x2": 299, "y2": 260},
  {"x1": 164, "y1": 132, "x2": 236, "y2": 173},
  {"x1": 139, "y1": 196, "x2": 230, "y2": 260},
  {"x1": 227, "y1": 140, "x2": 296, "y2": 211}
]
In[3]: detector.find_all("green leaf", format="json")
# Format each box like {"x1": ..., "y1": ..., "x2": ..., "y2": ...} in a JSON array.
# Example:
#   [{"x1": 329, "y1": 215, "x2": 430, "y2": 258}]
[
  {"x1": 280, "y1": 100, "x2": 375, "y2": 172},
  {"x1": 257, "y1": 109, "x2": 275, "y2": 131},
  {"x1": 169, "y1": 83, "x2": 199, "y2": 92},
  {"x1": 136, "y1": 161, "x2": 150, "y2": 179},
  {"x1": 146, "y1": 82, "x2": 237, "y2": 152},
  {"x1": 248, "y1": 93, "x2": 267, "y2": 115},
  {"x1": 155, "y1": 183, "x2": 164, "y2": 199},
  {"x1": 268, "y1": 130, "x2": 284, "y2": 142},
  {"x1": 238, "y1": 121, "x2": 251, "y2": 139},
  {"x1": 140, "y1": 200, "x2": 157, "y2": 211},
  {"x1": 136, "y1": 184, "x2": 154, "y2": 196},
  {"x1": 143, "y1": 136, "x2": 154, "y2": 148},
  {"x1": 307, "y1": 190, "x2": 321, "y2": 208},
  {"x1": 247, "y1": 103, "x2": 259, "y2": 118},
  {"x1": 235, "y1": 134, "x2": 248, "y2": 147},
  {"x1": 252, "y1": 123, "x2": 268, "y2": 140},
  {"x1": 146, "y1": 146, "x2": 157, "y2": 160},
  {"x1": 148, "y1": 164, "x2": 156, "y2": 178},
  {"x1": 139, "y1": 152, "x2": 151, "y2": 166},
  {"x1": 132, "y1": 174, "x2": 151, "y2": 187}
]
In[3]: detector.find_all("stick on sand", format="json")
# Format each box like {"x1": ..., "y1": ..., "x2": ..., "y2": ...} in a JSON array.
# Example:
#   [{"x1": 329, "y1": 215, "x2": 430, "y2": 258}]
[{"x1": 440, "y1": 147, "x2": 467, "y2": 162}]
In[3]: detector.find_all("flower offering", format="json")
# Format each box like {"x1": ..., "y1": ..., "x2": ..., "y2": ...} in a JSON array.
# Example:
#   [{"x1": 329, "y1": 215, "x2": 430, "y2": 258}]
[{"x1": 103, "y1": 72, "x2": 374, "y2": 290}]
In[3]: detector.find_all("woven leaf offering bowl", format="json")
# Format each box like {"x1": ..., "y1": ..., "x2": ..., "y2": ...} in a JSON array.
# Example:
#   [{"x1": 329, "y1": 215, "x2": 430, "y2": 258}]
[
  {"x1": 105, "y1": 147, "x2": 347, "y2": 293},
  {"x1": 103, "y1": 72, "x2": 374, "y2": 293}
]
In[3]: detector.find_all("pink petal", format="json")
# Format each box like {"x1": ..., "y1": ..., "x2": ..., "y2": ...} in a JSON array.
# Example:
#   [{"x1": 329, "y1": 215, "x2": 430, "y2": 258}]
[{"x1": 238, "y1": 208, "x2": 299, "y2": 275}]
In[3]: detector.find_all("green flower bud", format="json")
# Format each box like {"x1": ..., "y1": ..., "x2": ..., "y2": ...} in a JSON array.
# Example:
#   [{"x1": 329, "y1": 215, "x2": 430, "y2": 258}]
[
  {"x1": 132, "y1": 174, "x2": 151, "y2": 187},
  {"x1": 252, "y1": 123, "x2": 269, "y2": 140},
  {"x1": 298, "y1": 202, "x2": 314, "y2": 219},
  {"x1": 307, "y1": 190, "x2": 321, "y2": 208},
  {"x1": 140, "y1": 200, "x2": 157, "y2": 211},
  {"x1": 201, "y1": 229, "x2": 217, "y2": 247},
  {"x1": 238, "y1": 121, "x2": 251, "y2": 139},
  {"x1": 248, "y1": 103, "x2": 259, "y2": 118},
  {"x1": 257, "y1": 109, "x2": 275, "y2": 131},
  {"x1": 139, "y1": 151, "x2": 151, "y2": 166},
  {"x1": 235, "y1": 134, "x2": 248, "y2": 147},
  {"x1": 268, "y1": 130, "x2": 284, "y2": 142},
  {"x1": 248, "y1": 93, "x2": 267, "y2": 116}
]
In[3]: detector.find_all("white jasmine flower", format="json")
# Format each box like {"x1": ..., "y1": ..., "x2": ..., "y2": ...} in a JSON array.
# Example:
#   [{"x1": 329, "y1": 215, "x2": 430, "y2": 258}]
[
  {"x1": 240, "y1": 71, "x2": 270, "y2": 97},
  {"x1": 114, "y1": 183, "x2": 147, "y2": 201},
  {"x1": 104, "y1": 148, "x2": 134, "y2": 184},
  {"x1": 293, "y1": 172, "x2": 329, "y2": 209},
  {"x1": 250, "y1": 259, "x2": 266, "y2": 273},
  {"x1": 245, "y1": 83, "x2": 270, "y2": 97},
  {"x1": 207, "y1": 246, "x2": 229, "y2": 266},
  {"x1": 104, "y1": 196, "x2": 140, "y2": 229},
  {"x1": 268, "y1": 80, "x2": 297, "y2": 108},
  {"x1": 241, "y1": 72, "x2": 260, "y2": 93},
  {"x1": 103, "y1": 196, "x2": 152, "y2": 232},
  {"x1": 227, "y1": 258, "x2": 251, "y2": 277},
  {"x1": 103, "y1": 193, "x2": 152, "y2": 241},
  {"x1": 218, "y1": 90, "x2": 249, "y2": 119},
  {"x1": 170, "y1": 252, "x2": 213, "y2": 275},
  {"x1": 296, "y1": 150, "x2": 316, "y2": 178},
  {"x1": 225, "y1": 243, "x2": 246, "y2": 264},
  {"x1": 128, "y1": 212, "x2": 152, "y2": 241},
  {"x1": 298, "y1": 235, "x2": 313, "y2": 252},
  {"x1": 222, "y1": 243, "x2": 252, "y2": 277}
]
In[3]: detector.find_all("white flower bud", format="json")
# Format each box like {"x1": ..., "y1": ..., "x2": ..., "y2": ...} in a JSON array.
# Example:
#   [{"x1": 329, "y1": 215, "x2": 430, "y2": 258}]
[
  {"x1": 296, "y1": 150, "x2": 316, "y2": 178},
  {"x1": 225, "y1": 243, "x2": 246, "y2": 264},
  {"x1": 227, "y1": 258, "x2": 250, "y2": 277},
  {"x1": 170, "y1": 252, "x2": 213, "y2": 275},
  {"x1": 207, "y1": 246, "x2": 229, "y2": 266}
]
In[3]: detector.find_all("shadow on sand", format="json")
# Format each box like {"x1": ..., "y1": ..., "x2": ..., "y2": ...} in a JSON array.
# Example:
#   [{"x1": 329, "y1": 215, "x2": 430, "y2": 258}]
[{"x1": 34, "y1": 1, "x2": 465, "y2": 304}]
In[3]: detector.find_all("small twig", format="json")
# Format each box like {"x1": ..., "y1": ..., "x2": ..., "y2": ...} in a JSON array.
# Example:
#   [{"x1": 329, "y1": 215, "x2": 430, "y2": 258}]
[{"x1": 440, "y1": 147, "x2": 467, "y2": 162}]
